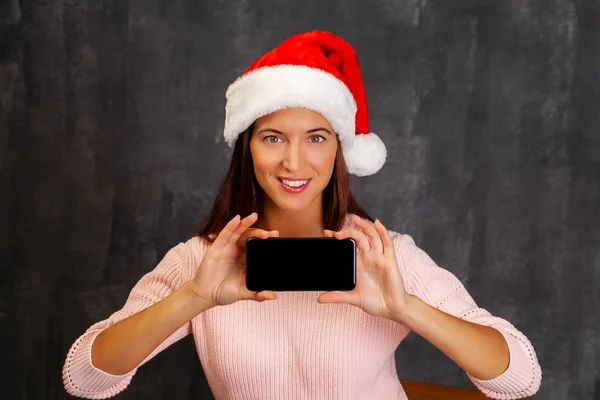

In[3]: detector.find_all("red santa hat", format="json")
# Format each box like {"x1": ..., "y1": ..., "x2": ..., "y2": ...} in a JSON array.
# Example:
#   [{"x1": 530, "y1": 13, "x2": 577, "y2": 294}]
[{"x1": 223, "y1": 30, "x2": 387, "y2": 177}]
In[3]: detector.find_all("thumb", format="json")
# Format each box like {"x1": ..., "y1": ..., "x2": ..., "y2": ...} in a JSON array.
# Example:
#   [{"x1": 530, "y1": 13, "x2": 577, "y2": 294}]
[
  {"x1": 317, "y1": 291, "x2": 355, "y2": 305},
  {"x1": 239, "y1": 283, "x2": 277, "y2": 302},
  {"x1": 253, "y1": 290, "x2": 278, "y2": 302},
  {"x1": 248, "y1": 290, "x2": 277, "y2": 302}
]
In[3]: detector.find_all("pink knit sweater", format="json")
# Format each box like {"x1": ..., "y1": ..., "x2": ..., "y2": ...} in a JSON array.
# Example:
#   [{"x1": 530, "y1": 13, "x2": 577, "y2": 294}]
[{"x1": 63, "y1": 215, "x2": 541, "y2": 399}]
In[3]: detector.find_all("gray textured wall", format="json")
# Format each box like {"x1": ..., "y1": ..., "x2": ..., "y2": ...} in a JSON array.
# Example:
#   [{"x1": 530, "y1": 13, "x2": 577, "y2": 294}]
[{"x1": 1, "y1": 0, "x2": 599, "y2": 399}]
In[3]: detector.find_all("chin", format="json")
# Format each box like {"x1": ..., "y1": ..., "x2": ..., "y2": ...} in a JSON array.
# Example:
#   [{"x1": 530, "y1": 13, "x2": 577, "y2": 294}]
[
  {"x1": 270, "y1": 197, "x2": 314, "y2": 213},
  {"x1": 265, "y1": 186, "x2": 322, "y2": 213}
]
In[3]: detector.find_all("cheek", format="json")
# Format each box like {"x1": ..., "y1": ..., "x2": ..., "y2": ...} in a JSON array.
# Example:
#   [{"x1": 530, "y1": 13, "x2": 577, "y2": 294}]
[
  {"x1": 312, "y1": 146, "x2": 337, "y2": 173},
  {"x1": 250, "y1": 145, "x2": 277, "y2": 175}
]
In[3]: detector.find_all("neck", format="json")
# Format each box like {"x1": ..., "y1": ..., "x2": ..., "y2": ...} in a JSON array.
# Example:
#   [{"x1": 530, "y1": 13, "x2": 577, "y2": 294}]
[{"x1": 257, "y1": 198, "x2": 325, "y2": 238}]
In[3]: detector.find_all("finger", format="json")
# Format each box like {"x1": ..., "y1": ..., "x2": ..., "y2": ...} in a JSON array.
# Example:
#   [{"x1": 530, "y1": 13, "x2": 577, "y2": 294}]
[
  {"x1": 333, "y1": 228, "x2": 370, "y2": 255},
  {"x1": 228, "y1": 213, "x2": 259, "y2": 245},
  {"x1": 374, "y1": 219, "x2": 394, "y2": 253},
  {"x1": 242, "y1": 288, "x2": 278, "y2": 302},
  {"x1": 353, "y1": 215, "x2": 383, "y2": 255},
  {"x1": 237, "y1": 227, "x2": 269, "y2": 248},
  {"x1": 237, "y1": 228, "x2": 279, "y2": 248},
  {"x1": 212, "y1": 215, "x2": 241, "y2": 248},
  {"x1": 317, "y1": 290, "x2": 359, "y2": 306},
  {"x1": 323, "y1": 229, "x2": 335, "y2": 238},
  {"x1": 254, "y1": 290, "x2": 278, "y2": 302},
  {"x1": 238, "y1": 279, "x2": 277, "y2": 302}
]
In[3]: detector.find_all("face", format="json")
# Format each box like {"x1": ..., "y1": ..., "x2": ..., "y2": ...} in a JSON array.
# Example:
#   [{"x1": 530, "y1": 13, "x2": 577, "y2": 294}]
[{"x1": 250, "y1": 108, "x2": 338, "y2": 213}]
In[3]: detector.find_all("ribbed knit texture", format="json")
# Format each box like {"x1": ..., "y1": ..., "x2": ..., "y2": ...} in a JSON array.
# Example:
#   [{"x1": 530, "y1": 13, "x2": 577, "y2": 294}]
[{"x1": 63, "y1": 215, "x2": 541, "y2": 399}]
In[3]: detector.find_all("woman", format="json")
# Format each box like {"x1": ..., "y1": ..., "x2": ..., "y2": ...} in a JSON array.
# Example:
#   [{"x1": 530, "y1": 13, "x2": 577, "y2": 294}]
[{"x1": 63, "y1": 31, "x2": 541, "y2": 399}]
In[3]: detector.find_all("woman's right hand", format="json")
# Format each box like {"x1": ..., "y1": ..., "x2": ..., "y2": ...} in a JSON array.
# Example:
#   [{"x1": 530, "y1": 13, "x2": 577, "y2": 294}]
[{"x1": 189, "y1": 213, "x2": 279, "y2": 309}]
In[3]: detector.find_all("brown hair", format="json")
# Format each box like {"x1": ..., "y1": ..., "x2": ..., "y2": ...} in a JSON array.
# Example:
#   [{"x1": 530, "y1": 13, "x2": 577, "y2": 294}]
[{"x1": 195, "y1": 124, "x2": 374, "y2": 242}]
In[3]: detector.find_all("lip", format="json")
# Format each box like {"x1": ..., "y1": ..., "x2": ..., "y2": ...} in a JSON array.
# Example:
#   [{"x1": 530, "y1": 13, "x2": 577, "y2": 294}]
[
  {"x1": 278, "y1": 178, "x2": 311, "y2": 194},
  {"x1": 277, "y1": 177, "x2": 311, "y2": 181}
]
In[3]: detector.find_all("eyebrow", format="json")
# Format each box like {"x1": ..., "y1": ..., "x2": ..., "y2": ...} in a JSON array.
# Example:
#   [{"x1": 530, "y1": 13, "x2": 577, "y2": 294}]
[{"x1": 256, "y1": 127, "x2": 332, "y2": 135}]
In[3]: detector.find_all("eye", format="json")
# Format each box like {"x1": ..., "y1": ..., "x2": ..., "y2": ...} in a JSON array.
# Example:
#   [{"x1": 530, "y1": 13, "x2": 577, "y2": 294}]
[
  {"x1": 264, "y1": 135, "x2": 283, "y2": 144},
  {"x1": 309, "y1": 135, "x2": 326, "y2": 144}
]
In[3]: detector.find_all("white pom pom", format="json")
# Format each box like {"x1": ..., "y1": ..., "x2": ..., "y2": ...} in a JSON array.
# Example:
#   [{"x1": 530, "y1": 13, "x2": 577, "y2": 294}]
[{"x1": 343, "y1": 132, "x2": 387, "y2": 176}]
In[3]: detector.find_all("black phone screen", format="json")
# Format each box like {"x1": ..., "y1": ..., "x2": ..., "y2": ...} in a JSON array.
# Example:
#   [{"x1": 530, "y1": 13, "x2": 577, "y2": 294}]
[{"x1": 245, "y1": 237, "x2": 356, "y2": 292}]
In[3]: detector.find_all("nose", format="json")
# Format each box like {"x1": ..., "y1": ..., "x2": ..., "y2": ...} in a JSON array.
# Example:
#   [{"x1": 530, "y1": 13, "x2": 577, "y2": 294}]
[{"x1": 282, "y1": 142, "x2": 304, "y2": 171}]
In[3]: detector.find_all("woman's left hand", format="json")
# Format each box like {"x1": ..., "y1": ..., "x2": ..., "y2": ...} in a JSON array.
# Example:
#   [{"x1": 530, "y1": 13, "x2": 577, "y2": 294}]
[{"x1": 318, "y1": 215, "x2": 411, "y2": 321}]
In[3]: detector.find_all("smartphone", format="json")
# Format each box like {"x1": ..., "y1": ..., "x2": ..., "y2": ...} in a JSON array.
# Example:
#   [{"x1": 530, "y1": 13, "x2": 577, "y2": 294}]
[{"x1": 245, "y1": 237, "x2": 356, "y2": 292}]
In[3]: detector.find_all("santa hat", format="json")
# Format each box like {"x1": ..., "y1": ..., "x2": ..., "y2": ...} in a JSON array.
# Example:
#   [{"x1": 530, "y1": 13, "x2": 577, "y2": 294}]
[{"x1": 223, "y1": 30, "x2": 387, "y2": 177}]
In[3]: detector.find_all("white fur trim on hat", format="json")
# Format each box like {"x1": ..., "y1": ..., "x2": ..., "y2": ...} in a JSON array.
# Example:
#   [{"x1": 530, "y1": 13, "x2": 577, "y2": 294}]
[
  {"x1": 224, "y1": 65, "x2": 357, "y2": 148},
  {"x1": 342, "y1": 132, "x2": 387, "y2": 176}
]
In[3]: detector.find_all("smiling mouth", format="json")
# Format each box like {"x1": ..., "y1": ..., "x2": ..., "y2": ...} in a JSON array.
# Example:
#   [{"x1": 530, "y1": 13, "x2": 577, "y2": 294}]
[{"x1": 278, "y1": 178, "x2": 311, "y2": 193}]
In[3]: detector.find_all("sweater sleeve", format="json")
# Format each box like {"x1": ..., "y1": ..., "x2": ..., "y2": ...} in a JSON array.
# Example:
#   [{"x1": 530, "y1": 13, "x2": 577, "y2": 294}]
[
  {"x1": 62, "y1": 242, "x2": 193, "y2": 399},
  {"x1": 393, "y1": 233, "x2": 542, "y2": 399}
]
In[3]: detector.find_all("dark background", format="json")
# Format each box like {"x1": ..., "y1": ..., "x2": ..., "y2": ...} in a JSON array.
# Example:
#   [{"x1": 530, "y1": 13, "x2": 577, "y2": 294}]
[{"x1": 1, "y1": 0, "x2": 599, "y2": 399}]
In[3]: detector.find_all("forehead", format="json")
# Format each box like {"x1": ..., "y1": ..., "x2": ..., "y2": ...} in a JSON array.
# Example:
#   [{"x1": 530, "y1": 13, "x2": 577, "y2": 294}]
[{"x1": 254, "y1": 108, "x2": 332, "y2": 129}]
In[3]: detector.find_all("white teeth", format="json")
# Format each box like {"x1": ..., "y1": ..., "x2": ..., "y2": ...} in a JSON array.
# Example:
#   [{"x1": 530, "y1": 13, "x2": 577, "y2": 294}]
[{"x1": 281, "y1": 179, "x2": 308, "y2": 187}]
